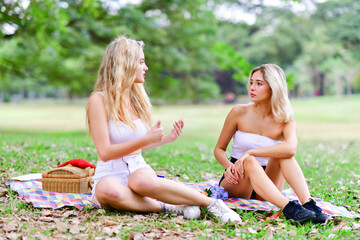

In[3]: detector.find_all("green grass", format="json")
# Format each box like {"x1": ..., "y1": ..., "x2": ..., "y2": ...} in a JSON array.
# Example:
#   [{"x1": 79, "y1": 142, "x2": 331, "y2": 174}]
[{"x1": 0, "y1": 95, "x2": 360, "y2": 239}]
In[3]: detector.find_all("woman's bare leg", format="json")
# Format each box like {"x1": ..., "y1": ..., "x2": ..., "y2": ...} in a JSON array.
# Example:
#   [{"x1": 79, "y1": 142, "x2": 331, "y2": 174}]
[
  {"x1": 243, "y1": 156, "x2": 289, "y2": 208},
  {"x1": 277, "y1": 157, "x2": 311, "y2": 204},
  {"x1": 128, "y1": 168, "x2": 212, "y2": 207},
  {"x1": 221, "y1": 156, "x2": 289, "y2": 209},
  {"x1": 265, "y1": 158, "x2": 285, "y2": 191},
  {"x1": 255, "y1": 157, "x2": 285, "y2": 201},
  {"x1": 94, "y1": 177, "x2": 162, "y2": 212},
  {"x1": 219, "y1": 167, "x2": 254, "y2": 199}
]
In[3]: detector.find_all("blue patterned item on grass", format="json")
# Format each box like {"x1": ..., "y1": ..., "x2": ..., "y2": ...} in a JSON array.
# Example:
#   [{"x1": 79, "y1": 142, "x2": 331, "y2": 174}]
[{"x1": 205, "y1": 183, "x2": 229, "y2": 201}]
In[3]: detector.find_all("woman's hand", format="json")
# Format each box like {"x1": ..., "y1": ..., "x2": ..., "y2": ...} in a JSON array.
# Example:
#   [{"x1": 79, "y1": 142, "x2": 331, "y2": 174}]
[
  {"x1": 166, "y1": 118, "x2": 184, "y2": 143},
  {"x1": 224, "y1": 163, "x2": 238, "y2": 184},
  {"x1": 145, "y1": 121, "x2": 164, "y2": 143},
  {"x1": 234, "y1": 152, "x2": 251, "y2": 179}
]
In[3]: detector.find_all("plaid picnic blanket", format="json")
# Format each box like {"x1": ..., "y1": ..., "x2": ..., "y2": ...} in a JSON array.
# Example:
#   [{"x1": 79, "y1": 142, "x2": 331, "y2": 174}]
[
  {"x1": 6, "y1": 176, "x2": 359, "y2": 218},
  {"x1": 6, "y1": 176, "x2": 92, "y2": 210},
  {"x1": 183, "y1": 179, "x2": 360, "y2": 218}
]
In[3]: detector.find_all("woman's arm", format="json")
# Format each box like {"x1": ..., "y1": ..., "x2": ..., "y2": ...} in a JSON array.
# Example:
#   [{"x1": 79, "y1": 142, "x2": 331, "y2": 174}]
[
  {"x1": 246, "y1": 120, "x2": 298, "y2": 159},
  {"x1": 214, "y1": 107, "x2": 241, "y2": 184},
  {"x1": 88, "y1": 94, "x2": 163, "y2": 161},
  {"x1": 214, "y1": 108, "x2": 237, "y2": 169},
  {"x1": 234, "y1": 120, "x2": 298, "y2": 179},
  {"x1": 142, "y1": 119, "x2": 184, "y2": 150}
]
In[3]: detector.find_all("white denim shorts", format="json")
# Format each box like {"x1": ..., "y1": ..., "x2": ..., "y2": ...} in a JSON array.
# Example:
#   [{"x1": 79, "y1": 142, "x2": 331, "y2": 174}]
[{"x1": 91, "y1": 154, "x2": 151, "y2": 202}]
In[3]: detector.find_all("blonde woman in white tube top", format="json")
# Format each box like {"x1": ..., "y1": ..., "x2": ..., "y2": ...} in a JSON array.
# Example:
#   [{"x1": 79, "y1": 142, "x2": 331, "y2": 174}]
[
  {"x1": 214, "y1": 64, "x2": 328, "y2": 224},
  {"x1": 86, "y1": 36, "x2": 241, "y2": 223}
]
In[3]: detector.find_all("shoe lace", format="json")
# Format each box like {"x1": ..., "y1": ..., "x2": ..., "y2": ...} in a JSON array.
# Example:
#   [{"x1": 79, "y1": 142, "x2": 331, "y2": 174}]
[
  {"x1": 305, "y1": 199, "x2": 322, "y2": 214},
  {"x1": 310, "y1": 202, "x2": 322, "y2": 214},
  {"x1": 166, "y1": 205, "x2": 184, "y2": 214},
  {"x1": 209, "y1": 201, "x2": 228, "y2": 216}
]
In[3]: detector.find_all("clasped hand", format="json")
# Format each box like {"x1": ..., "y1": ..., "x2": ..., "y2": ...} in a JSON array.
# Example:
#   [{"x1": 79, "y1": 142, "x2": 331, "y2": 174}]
[{"x1": 224, "y1": 151, "x2": 251, "y2": 184}]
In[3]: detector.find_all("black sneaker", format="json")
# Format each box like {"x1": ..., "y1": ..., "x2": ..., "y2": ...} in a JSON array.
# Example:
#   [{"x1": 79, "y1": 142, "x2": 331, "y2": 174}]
[
  {"x1": 282, "y1": 200, "x2": 316, "y2": 224},
  {"x1": 303, "y1": 198, "x2": 328, "y2": 224}
]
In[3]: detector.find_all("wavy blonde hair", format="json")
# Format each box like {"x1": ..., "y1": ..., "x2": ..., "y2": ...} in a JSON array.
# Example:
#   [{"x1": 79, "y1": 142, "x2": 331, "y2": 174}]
[
  {"x1": 248, "y1": 64, "x2": 293, "y2": 123},
  {"x1": 86, "y1": 36, "x2": 152, "y2": 130}
]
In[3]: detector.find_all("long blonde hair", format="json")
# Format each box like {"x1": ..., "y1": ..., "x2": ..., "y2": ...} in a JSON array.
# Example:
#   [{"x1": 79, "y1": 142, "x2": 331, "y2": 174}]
[
  {"x1": 248, "y1": 64, "x2": 293, "y2": 123},
  {"x1": 86, "y1": 36, "x2": 152, "y2": 130}
]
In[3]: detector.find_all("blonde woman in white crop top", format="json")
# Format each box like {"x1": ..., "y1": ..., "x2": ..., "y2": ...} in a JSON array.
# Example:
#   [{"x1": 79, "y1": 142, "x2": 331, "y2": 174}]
[
  {"x1": 214, "y1": 64, "x2": 328, "y2": 224},
  {"x1": 85, "y1": 36, "x2": 241, "y2": 223}
]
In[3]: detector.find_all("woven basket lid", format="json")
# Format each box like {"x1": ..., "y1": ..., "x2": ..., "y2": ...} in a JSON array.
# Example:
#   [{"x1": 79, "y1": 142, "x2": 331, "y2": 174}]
[{"x1": 42, "y1": 166, "x2": 95, "y2": 179}]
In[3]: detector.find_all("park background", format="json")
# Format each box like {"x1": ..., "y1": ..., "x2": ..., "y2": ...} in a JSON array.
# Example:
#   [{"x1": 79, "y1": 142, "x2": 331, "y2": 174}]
[{"x1": 1, "y1": 0, "x2": 360, "y2": 239}]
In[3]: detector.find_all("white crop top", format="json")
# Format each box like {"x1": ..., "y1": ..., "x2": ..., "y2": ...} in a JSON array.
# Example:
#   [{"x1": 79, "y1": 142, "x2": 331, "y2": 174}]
[
  {"x1": 231, "y1": 130, "x2": 281, "y2": 166},
  {"x1": 108, "y1": 119, "x2": 147, "y2": 144},
  {"x1": 95, "y1": 92, "x2": 148, "y2": 144}
]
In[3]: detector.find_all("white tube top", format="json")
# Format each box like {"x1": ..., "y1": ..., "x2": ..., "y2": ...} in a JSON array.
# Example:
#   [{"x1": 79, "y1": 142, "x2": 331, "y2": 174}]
[
  {"x1": 94, "y1": 92, "x2": 148, "y2": 144},
  {"x1": 231, "y1": 130, "x2": 281, "y2": 166},
  {"x1": 108, "y1": 119, "x2": 147, "y2": 144}
]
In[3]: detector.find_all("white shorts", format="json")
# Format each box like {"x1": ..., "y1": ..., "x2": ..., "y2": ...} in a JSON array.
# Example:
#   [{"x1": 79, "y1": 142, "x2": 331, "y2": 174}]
[{"x1": 91, "y1": 154, "x2": 151, "y2": 202}]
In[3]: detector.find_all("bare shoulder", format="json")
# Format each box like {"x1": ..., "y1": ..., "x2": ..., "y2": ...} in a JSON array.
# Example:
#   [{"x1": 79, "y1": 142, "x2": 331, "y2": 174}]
[
  {"x1": 229, "y1": 104, "x2": 251, "y2": 116},
  {"x1": 87, "y1": 93, "x2": 107, "y2": 117},
  {"x1": 88, "y1": 92, "x2": 105, "y2": 107},
  {"x1": 283, "y1": 119, "x2": 297, "y2": 132}
]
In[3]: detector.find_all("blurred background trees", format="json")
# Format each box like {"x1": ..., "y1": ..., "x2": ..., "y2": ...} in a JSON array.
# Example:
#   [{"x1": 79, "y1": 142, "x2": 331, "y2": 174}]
[{"x1": 0, "y1": 0, "x2": 359, "y2": 103}]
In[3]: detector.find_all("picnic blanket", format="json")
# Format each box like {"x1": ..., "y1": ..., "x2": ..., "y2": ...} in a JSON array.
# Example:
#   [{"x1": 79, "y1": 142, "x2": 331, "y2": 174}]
[
  {"x1": 6, "y1": 174, "x2": 92, "y2": 210},
  {"x1": 6, "y1": 175, "x2": 360, "y2": 218}
]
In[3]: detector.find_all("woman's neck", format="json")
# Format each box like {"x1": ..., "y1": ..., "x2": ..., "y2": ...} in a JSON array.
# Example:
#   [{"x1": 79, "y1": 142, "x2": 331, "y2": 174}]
[{"x1": 252, "y1": 101, "x2": 272, "y2": 119}]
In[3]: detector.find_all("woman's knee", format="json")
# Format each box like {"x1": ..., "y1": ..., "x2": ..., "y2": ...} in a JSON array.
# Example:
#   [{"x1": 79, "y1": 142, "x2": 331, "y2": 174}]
[
  {"x1": 128, "y1": 170, "x2": 159, "y2": 195},
  {"x1": 95, "y1": 178, "x2": 125, "y2": 203},
  {"x1": 243, "y1": 155, "x2": 259, "y2": 169}
]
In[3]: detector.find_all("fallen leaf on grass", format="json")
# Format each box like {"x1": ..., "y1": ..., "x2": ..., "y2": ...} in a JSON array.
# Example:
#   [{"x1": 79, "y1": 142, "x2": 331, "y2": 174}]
[
  {"x1": 0, "y1": 187, "x2": 8, "y2": 197},
  {"x1": 308, "y1": 228, "x2": 318, "y2": 238},
  {"x1": 6, "y1": 232, "x2": 20, "y2": 240},
  {"x1": 103, "y1": 226, "x2": 120, "y2": 236},
  {"x1": 247, "y1": 227, "x2": 257, "y2": 234},
  {"x1": 288, "y1": 229, "x2": 297, "y2": 236},
  {"x1": 130, "y1": 232, "x2": 150, "y2": 240},
  {"x1": 39, "y1": 216, "x2": 54, "y2": 222},
  {"x1": 69, "y1": 223, "x2": 80, "y2": 234},
  {"x1": 40, "y1": 210, "x2": 53, "y2": 216},
  {"x1": 143, "y1": 231, "x2": 160, "y2": 239},
  {"x1": 68, "y1": 218, "x2": 80, "y2": 225},
  {"x1": 3, "y1": 223, "x2": 18, "y2": 232},
  {"x1": 331, "y1": 219, "x2": 347, "y2": 232},
  {"x1": 97, "y1": 209, "x2": 106, "y2": 215},
  {"x1": 352, "y1": 222, "x2": 360, "y2": 230},
  {"x1": 19, "y1": 216, "x2": 29, "y2": 223},
  {"x1": 63, "y1": 211, "x2": 77, "y2": 218},
  {"x1": 35, "y1": 233, "x2": 47, "y2": 240},
  {"x1": 170, "y1": 215, "x2": 184, "y2": 224},
  {"x1": 56, "y1": 222, "x2": 67, "y2": 233},
  {"x1": 329, "y1": 233, "x2": 338, "y2": 239},
  {"x1": 262, "y1": 227, "x2": 274, "y2": 239},
  {"x1": 105, "y1": 219, "x2": 118, "y2": 226},
  {"x1": 156, "y1": 227, "x2": 170, "y2": 233},
  {"x1": 133, "y1": 214, "x2": 146, "y2": 220}
]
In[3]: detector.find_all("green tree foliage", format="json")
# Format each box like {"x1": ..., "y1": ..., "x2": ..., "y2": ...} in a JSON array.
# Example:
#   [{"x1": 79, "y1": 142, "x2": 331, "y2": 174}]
[
  {"x1": 0, "y1": 0, "x2": 359, "y2": 101},
  {"x1": 136, "y1": 0, "x2": 220, "y2": 102},
  {"x1": 211, "y1": 43, "x2": 253, "y2": 83},
  {"x1": 0, "y1": 0, "x2": 107, "y2": 100},
  {"x1": 315, "y1": 0, "x2": 360, "y2": 59},
  {"x1": 0, "y1": 0, "x2": 222, "y2": 102},
  {"x1": 295, "y1": 0, "x2": 360, "y2": 95}
]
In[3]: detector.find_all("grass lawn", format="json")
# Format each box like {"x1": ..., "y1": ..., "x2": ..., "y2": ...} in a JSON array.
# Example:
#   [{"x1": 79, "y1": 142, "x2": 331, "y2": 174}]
[{"x1": 0, "y1": 95, "x2": 359, "y2": 239}]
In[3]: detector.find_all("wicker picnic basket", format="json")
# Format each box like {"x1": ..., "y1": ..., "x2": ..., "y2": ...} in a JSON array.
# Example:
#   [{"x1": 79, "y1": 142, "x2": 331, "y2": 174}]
[{"x1": 42, "y1": 166, "x2": 95, "y2": 194}]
